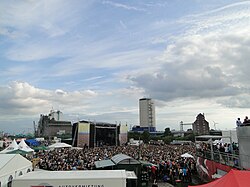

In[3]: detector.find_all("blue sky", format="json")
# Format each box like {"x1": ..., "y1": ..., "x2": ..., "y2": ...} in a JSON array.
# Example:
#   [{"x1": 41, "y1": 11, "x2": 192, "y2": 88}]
[{"x1": 1, "y1": 0, "x2": 250, "y2": 134}]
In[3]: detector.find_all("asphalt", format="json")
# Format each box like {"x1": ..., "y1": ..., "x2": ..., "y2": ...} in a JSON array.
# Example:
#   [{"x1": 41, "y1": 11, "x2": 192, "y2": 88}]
[
  {"x1": 148, "y1": 181, "x2": 191, "y2": 187},
  {"x1": 147, "y1": 174, "x2": 204, "y2": 187},
  {"x1": 148, "y1": 182, "x2": 174, "y2": 187}
]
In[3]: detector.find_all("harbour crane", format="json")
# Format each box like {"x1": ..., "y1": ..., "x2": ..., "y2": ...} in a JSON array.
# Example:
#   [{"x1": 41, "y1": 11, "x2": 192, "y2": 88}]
[{"x1": 180, "y1": 121, "x2": 193, "y2": 131}]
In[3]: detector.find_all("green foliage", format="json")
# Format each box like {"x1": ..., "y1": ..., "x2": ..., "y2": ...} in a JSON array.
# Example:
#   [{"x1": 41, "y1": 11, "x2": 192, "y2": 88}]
[
  {"x1": 127, "y1": 130, "x2": 196, "y2": 145},
  {"x1": 141, "y1": 131, "x2": 150, "y2": 143},
  {"x1": 164, "y1": 127, "x2": 172, "y2": 136},
  {"x1": 128, "y1": 131, "x2": 141, "y2": 140},
  {"x1": 162, "y1": 136, "x2": 174, "y2": 144}
]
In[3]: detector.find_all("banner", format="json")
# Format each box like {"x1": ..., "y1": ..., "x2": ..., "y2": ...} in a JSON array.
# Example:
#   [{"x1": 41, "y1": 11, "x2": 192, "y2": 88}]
[
  {"x1": 77, "y1": 122, "x2": 90, "y2": 147},
  {"x1": 119, "y1": 124, "x2": 128, "y2": 145}
]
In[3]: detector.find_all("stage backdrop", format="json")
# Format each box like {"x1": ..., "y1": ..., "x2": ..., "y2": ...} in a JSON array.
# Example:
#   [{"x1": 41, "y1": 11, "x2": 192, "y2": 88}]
[
  {"x1": 77, "y1": 122, "x2": 90, "y2": 147},
  {"x1": 119, "y1": 124, "x2": 128, "y2": 145}
]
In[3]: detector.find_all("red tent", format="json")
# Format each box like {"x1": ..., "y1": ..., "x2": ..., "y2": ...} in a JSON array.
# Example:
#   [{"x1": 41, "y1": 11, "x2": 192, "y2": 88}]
[{"x1": 189, "y1": 169, "x2": 250, "y2": 187}]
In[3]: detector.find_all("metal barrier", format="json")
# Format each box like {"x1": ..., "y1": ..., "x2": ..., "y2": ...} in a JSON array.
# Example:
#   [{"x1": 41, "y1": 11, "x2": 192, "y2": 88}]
[{"x1": 196, "y1": 149, "x2": 241, "y2": 169}]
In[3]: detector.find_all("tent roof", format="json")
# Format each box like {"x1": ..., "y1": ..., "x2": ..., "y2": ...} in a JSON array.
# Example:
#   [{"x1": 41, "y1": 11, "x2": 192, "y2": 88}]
[
  {"x1": 140, "y1": 160, "x2": 157, "y2": 167},
  {"x1": 33, "y1": 145, "x2": 48, "y2": 151},
  {"x1": 18, "y1": 139, "x2": 34, "y2": 152},
  {"x1": 48, "y1": 142, "x2": 72, "y2": 149},
  {"x1": 13, "y1": 170, "x2": 130, "y2": 180},
  {"x1": 0, "y1": 154, "x2": 32, "y2": 177},
  {"x1": 7, "y1": 149, "x2": 32, "y2": 155},
  {"x1": 0, "y1": 139, "x2": 18, "y2": 153},
  {"x1": 0, "y1": 154, "x2": 16, "y2": 169},
  {"x1": 25, "y1": 139, "x2": 40, "y2": 146},
  {"x1": 111, "y1": 154, "x2": 140, "y2": 165},
  {"x1": 189, "y1": 170, "x2": 250, "y2": 187},
  {"x1": 94, "y1": 159, "x2": 115, "y2": 168},
  {"x1": 181, "y1": 153, "x2": 194, "y2": 158}
]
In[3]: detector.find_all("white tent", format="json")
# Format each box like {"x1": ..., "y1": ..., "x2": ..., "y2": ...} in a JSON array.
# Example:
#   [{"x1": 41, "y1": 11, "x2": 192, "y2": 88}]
[
  {"x1": 18, "y1": 139, "x2": 34, "y2": 153},
  {"x1": 181, "y1": 153, "x2": 194, "y2": 158},
  {"x1": 48, "y1": 142, "x2": 72, "y2": 149},
  {"x1": 0, "y1": 139, "x2": 18, "y2": 154},
  {"x1": 0, "y1": 154, "x2": 32, "y2": 187},
  {"x1": 213, "y1": 139, "x2": 223, "y2": 145}
]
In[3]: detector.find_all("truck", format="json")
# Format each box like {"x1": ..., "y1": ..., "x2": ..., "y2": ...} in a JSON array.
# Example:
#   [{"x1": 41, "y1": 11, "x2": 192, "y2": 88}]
[{"x1": 12, "y1": 170, "x2": 137, "y2": 187}]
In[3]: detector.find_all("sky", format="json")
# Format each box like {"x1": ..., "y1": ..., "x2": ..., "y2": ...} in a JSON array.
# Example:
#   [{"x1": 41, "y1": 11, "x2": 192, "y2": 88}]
[{"x1": 1, "y1": 0, "x2": 250, "y2": 134}]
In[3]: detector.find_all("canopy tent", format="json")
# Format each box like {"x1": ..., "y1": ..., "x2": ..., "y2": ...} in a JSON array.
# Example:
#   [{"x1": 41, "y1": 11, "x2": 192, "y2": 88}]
[
  {"x1": 95, "y1": 159, "x2": 115, "y2": 169},
  {"x1": 111, "y1": 154, "x2": 141, "y2": 165},
  {"x1": 0, "y1": 154, "x2": 32, "y2": 187},
  {"x1": 25, "y1": 139, "x2": 40, "y2": 146},
  {"x1": 189, "y1": 170, "x2": 250, "y2": 187},
  {"x1": 48, "y1": 142, "x2": 72, "y2": 149},
  {"x1": 33, "y1": 145, "x2": 48, "y2": 151},
  {"x1": 213, "y1": 139, "x2": 223, "y2": 145},
  {"x1": 7, "y1": 149, "x2": 32, "y2": 155},
  {"x1": 140, "y1": 160, "x2": 157, "y2": 167},
  {"x1": 181, "y1": 153, "x2": 194, "y2": 158},
  {"x1": 0, "y1": 139, "x2": 18, "y2": 153},
  {"x1": 18, "y1": 139, "x2": 34, "y2": 152}
]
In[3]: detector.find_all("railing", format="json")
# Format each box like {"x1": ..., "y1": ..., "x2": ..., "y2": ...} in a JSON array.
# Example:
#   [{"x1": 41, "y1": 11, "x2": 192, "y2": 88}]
[{"x1": 196, "y1": 149, "x2": 241, "y2": 169}]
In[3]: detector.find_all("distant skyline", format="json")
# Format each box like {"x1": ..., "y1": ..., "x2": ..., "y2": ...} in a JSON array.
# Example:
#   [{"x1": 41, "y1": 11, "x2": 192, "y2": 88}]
[{"x1": 1, "y1": 0, "x2": 250, "y2": 134}]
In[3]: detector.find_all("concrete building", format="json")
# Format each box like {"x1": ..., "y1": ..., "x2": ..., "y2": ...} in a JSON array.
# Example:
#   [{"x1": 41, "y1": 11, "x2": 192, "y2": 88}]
[
  {"x1": 192, "y1": 113, "x2": 210, "y2": 135},
  {"x1": 48, "y1": 110, "x2": 63, "y2": 121},
  {"x1": 139, "y1": 98, "x2": 156, "y2": 131},
  {"x1": 36, "y1": 110, "x2": 72, "y2": 138}
]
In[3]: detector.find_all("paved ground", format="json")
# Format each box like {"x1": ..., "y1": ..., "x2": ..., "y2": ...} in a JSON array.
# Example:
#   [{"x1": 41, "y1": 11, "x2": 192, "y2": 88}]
[
  {"x1": 148, "y1": 182, "x2": 174, "y2": 187},
  {"x1": 147, "y1": 174, "x2": 203, "y2": 187},
  {"x1": 148, "y1": 181, "x2": 190, "y2": 187}
]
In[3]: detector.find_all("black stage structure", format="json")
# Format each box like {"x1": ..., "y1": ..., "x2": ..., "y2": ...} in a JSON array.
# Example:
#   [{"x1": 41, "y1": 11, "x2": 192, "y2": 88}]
[{"x1": 72, "y1": 120, "x2": 127, "y2": 148}]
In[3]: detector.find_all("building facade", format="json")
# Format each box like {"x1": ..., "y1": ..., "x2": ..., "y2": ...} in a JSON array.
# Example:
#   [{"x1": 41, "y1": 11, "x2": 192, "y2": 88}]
[
  {"x1": 192, "y1": 113, "x2": 210, "y2": 135},
  {"x1": 36, "y1": 110, "x2": 72, "y2": 138},
  {"x1": 139, "y1": 98, "x2": 156, "y2": 130}
]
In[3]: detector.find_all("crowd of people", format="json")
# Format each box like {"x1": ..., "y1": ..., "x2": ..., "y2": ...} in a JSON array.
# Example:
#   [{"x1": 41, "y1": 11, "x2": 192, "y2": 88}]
[
  {"x1": 31, "y1": 143, "x2": 196, "y2": 185},
  {"x1": 196, "y1": 140, "x2": 239, "y2": 168},
  {"x1": 197, "y1": 141, "x2": 238, "y2": 154},
  {"x1": 236, "y1": 116, "x2": 250, "y2": 126}
]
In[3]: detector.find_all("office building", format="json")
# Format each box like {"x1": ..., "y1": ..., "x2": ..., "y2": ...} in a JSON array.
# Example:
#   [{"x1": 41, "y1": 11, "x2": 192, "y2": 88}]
[{"x1": 139, "y1": 98, "x2": 156, "y2": 131}]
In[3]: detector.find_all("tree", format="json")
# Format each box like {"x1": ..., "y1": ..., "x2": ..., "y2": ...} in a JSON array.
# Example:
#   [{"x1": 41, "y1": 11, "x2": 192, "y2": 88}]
[
  {"x1": 128, "y1": 131, "x2": 141, "y2": 140},
  {"x1": 164, "y1": 127, "x2": 172, "y2": 137},
  {"x1": 141, "y1": 131, "x2": 150, "y2": 143},
  {"x1": 162, "y1": 136, "x2": 173, "y2": 144}
]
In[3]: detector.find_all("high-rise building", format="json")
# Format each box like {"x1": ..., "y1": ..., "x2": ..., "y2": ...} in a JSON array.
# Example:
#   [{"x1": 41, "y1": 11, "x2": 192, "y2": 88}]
[{"x1": 139, "y1": 98, "x2": 156, "y2": 130}]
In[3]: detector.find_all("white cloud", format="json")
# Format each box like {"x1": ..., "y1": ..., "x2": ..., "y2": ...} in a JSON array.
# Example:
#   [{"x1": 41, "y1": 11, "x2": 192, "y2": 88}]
[
  {"x1": 1, "y1": 1, "x2": 250, "y2": 132},
  {"x1": 0, "y1": 0, "x2": 87, "y2": 36},
  {"x1": 129, "y1": 1, "x2": 250, "y2": 109},
  {"x1": 0, "y1": 81, "x2": 98, "y2": 118},
  {"x1": 102, "y1": 1, "x2": 146, "y2": 12}
]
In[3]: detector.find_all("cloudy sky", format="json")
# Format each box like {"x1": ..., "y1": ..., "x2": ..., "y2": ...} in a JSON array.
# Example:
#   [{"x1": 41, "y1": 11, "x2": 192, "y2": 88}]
[{"x1": 1, "y1": 0, "x2": 250, "y2": 134}]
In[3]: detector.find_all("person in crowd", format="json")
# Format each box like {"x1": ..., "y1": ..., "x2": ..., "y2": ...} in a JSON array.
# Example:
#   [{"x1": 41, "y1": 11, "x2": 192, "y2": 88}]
[
  {"x1": 31, "y1": 143, "x2": 197, "y2": 185},
  {"x1": 236, "y1": 118, "x2": 242, "y2": 127},
  {"x1": 243, "y1": 116, "x2": 249, "y2": 124}
]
